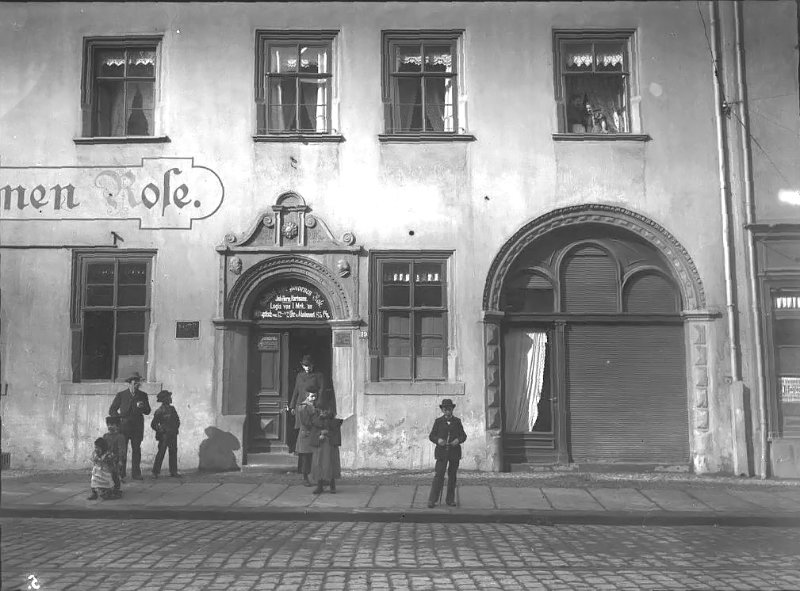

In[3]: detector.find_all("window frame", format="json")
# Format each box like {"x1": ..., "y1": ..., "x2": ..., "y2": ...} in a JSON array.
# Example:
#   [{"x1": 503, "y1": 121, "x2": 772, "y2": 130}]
[
  {"x1": 254, "y1": 30, "x2": 339, "y2": 138},
  {"x1": 370, "y1": 251, "x2": 452, "y2": 382},
  {"x1": 80, "y1": 36, "x2": 163, "y2": 139},
  {"x1": 381, "y1": 30, "x2": 465, "y2": 137},
  {"x1": 70, "y1": 250, "x2": 155, "y2": 383},
  {"x1": 552, "y1": 29, "x2": 641, "y2": 137}
]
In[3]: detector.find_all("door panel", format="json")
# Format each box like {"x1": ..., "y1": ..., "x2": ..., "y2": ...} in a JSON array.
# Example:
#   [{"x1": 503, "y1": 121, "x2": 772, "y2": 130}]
[{"x1": 249, "y1": 332, "x2": 286, "y2": 452}]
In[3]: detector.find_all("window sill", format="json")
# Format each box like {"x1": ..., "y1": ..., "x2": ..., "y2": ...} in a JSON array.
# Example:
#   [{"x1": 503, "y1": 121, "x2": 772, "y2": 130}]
[
  {"x1": 74, "y1": 136, "x2": 171, "y2": 145},
  {"x1": 552, "y1": 133, "x2": 651, "y2": 142},
  {"x1": 60, "y1": 381, "x2": 163, "y2": 396},
  {"x1": 364, "y1": 381, "x2": 465, "y2": 396},
  {"x1": 253, "y1": 134, "x2": 345, "y2": 143},
  {"x1": 378, "y1": 133, "x2": 476, "y2": 143}
]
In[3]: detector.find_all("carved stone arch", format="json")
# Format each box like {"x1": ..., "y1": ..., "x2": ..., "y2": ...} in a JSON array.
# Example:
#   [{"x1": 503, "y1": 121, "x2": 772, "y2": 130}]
[
  {"x1": 483, "y1": 204, "x2": 706, "y2": 312},
  {"x1": 227, "y1": 255, "x2": 351, "y2": 320}
]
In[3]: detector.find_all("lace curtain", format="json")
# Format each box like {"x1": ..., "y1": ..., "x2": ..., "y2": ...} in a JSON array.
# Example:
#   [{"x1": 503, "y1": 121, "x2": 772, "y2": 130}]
[{"x1": 503, "y1": 330, "x2": 548, "y2": 432}]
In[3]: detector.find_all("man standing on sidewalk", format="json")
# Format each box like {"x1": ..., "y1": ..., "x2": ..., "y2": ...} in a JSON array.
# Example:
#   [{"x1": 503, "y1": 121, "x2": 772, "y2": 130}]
[
  {"x1": 109, "y1": 372, "x2": 151, "y2": 480},
  {"x1": 427, "y1": 399, "x2": 467, "y2": 508}
]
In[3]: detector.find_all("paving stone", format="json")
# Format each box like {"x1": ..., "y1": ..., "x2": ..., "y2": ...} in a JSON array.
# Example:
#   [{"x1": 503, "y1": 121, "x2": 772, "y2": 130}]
[
  {"x1": 542, "y1": 488, "x2": 605, "y2": 511},
  {"x1": 457, "y1": 485, "x2": 495, "y2": 509},
  {"x1": 368, "y1": 485, "x2": 417, "y2": 508},
  {"x1": 189, "y1": 483, "x2": 259, "y2": 506},
  {"x1": 638, "y1": 489, "x2": 713, "y2": 512},
  {"x1": 490, "y1": 486, "x2": 551, "y2": 510},
  {"x1": 588, "y1": 488, "x2": 659, "y2": 511},
  {"x1": 232, "y1": 483, "x2": 288, "y2": 507}
]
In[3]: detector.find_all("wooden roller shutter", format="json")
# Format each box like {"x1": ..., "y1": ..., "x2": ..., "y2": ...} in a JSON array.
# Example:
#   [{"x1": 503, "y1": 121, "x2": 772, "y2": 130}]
[{"x1": 567, "y1": 323, "x2": 689, "y2": 463}]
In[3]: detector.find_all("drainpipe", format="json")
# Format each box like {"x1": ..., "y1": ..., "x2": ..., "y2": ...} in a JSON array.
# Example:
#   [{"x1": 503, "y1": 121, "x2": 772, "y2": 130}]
[
  {"x1": 734, "y1": 1, "x2": 769, "y2": 479},
  {"x1": 709, "y1": 1, "x2": 741, "y2": 382}
]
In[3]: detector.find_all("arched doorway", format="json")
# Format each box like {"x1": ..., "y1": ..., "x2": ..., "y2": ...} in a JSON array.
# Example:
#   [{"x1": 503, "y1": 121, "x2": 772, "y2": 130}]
[{"x1": 484, "y1": 205, "x2": 706, "y2": 469}]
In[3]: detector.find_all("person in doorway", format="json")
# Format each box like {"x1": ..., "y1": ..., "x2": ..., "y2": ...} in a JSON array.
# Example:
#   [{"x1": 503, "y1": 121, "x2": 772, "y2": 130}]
[
  {"x1": 151, "y1": 389, "x2": 181, "y2": 478},
  {"x1": 108, "y1": 372, "x2": 151, "y2": 480},
  {"x1": 289, "y1": 354, "x2": 329, "y2": 472},
  {"x1": 103, "y1": 416, "x2": 126, "y2": 493},
  {"x1": 295, "y1": 387, "x2": 320, "y2": 486},
  {"x1": 310, "y1": 400, "x2": 342, "y2": 494},
  {"x1": 427, "y1": 399, "x2": 467, "y2": 508}
]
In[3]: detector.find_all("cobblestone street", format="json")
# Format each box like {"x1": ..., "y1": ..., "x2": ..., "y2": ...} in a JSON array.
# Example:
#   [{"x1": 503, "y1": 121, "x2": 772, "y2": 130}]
[{"x1": 2, "y1": 518, "x2": 800, "y2": 590}]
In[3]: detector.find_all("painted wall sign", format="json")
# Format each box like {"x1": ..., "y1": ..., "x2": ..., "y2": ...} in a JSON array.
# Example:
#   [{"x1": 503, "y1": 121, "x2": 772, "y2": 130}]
[
  {"x1": 253, "y1": 282, "x2": 332, "y2": 320},
  {"x1": 0, "y1": 157, "x2": 224, "y2": 229},
  {"x1": 257, "y1": 334, "x2": 280, "y2": 351},
  {"x1": 334, "y1": 331, "x2": 352, "y2": 347},
  {"x1": 175, "y1": 321, "x2": 200, "y2": 339}
]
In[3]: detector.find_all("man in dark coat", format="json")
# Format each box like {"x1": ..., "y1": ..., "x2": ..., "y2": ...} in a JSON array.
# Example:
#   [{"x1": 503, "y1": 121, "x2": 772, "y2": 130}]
[
  {"x1": 427, "y1": 398, "x2": 468, "y2": 508},
  {"x1": 109, "y1": 372, "x2": 151, "y2": 479}
]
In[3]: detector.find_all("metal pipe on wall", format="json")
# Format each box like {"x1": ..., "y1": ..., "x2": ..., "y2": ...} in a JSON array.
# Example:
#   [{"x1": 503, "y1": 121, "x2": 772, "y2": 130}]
[
  {"x1": 734, "y1": 0, "x2": 769, "y2": 479},
  {"x1": 709, "y1": 1, "x2": 742, "y2": 382}
]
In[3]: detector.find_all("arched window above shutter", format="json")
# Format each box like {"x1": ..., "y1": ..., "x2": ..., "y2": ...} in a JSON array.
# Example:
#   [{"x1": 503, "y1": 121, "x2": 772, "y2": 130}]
[
  {"x1": 561, "y1": 245, "x2": 618, "y2": 313},
  {"x1": 623, "y1": 271, "x2": 680, "y2": 313}
]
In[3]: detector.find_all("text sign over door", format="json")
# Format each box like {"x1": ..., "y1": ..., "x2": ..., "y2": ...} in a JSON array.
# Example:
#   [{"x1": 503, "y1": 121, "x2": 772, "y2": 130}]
[
  {"x1": 0, "y1": 157, "x2": 224, "y2": 229},
  {"x1": 253, "y1": 282, "x2": 332, "y2": 320}
]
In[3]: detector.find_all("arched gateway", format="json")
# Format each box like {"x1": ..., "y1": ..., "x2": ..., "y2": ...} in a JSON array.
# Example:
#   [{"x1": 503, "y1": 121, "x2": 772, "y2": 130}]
[
  {"x1": 483, "y1": 205, "x2": 708, "y2": 470},
  {"x1": 214, "y1": 193, "x2": 361, "y2": 465}
]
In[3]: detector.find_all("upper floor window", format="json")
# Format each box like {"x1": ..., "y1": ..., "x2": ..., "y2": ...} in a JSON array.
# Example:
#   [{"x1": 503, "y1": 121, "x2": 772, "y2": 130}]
[
  {"x1": 82, "y1": 37, "x2": 161, "y2": 137},
  {"x1": 382, "y1": 31, "x2": 462, "y2": 134},
  {"x1": 255, "y1": 31, "x2": 337, "y2": 135},
  {"x1": 371, "y1": 253, "x2": 450, "y2": 381},
  {"x1": 554, "y1": 31, "x2": 636, "y2": 135},
  {"x1": 72, "y1": 251, "x2": 154, "y2": 381}
]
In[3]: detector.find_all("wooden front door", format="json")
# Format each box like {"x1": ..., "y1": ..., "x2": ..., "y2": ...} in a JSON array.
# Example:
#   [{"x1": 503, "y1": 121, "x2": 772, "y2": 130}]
[{"x1": 248, "y1": 331, "x2": 289, "y2": 453}]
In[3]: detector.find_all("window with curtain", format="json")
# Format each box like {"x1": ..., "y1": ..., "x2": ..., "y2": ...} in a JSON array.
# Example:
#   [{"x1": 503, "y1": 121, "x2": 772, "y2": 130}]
[
  {"x1": 83, "y1": 38, "x2": 159, "y2": 137},
  {"x1": 372, "y1": 254, "x2": 449, "y2": 380},
  {"x1": 383, "y1": 31, "x2": 460, "y2": 134},
  {"x1": 73, "y1": 252, "x2": 153, "y2": 381},
  {"x1": 256, "y1": 32, "x2": 335, "y2": 134},
  {"x1": 555, "y1": 32, "x2": 634, "y2": 134}
]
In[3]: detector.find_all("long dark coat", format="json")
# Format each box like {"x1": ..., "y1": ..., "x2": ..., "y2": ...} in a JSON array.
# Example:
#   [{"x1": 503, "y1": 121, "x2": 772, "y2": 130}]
[
  {"x1": 290, "y1": 370, "x2": 329, "y2": 414},
  {"x1": 428, "y1": 415, "x2": 468, "y2": 461},
  {"x1": 109, "y1": 388, "x2": 152, "y2": 441},
  {"x1": 295, "y1": 402, "x2": 318, "y2": 455}
]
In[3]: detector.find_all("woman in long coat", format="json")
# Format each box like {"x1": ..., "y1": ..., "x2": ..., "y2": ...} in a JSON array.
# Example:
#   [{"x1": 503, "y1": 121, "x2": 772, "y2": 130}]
[
  {"x1": 310, "y1": 401, "x2": 342, "y2": 494},
  {"x1": 295, "y1": 389, "x2": 319, "y2": 486}
]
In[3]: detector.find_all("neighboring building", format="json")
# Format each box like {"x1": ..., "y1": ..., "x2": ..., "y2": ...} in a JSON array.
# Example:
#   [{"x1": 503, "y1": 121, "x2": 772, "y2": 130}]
[{"x1": 1, "y1": 1, "x2": 798, "y2": 477}]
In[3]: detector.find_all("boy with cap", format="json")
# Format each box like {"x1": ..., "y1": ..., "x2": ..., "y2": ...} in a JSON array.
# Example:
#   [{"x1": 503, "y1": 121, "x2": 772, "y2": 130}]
[
  {"x1": 427, "y1": 399, "x2": 467, "y2": 508},
  {"x1": 103, "y1": 416, "x2": 126, "y2": 493},
  {"x1": 151, "y1": 389, "x2": 181, "y2": 478}
]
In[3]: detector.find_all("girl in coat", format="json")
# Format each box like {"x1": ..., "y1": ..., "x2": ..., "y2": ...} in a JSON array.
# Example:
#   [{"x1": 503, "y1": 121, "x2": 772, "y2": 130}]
[
  {"x1": 310, "y1": 401, "x2": 342, "y2": 494},
  {"x1": 295, "y1": 388, "x2": 319, "y2": 486}
]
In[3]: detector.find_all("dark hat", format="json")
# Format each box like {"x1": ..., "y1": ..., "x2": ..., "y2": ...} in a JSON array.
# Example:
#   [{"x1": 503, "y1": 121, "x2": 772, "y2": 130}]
[
  {"x1": 156, "y1": 389, "x2": 172, "y2": 403},
  {"x1": 301, "y1": 355, "x2": 314, "y2": 365},
  {"x1": 105, "y1": 416, "x2": 121, "y2": 426},
  {"x1": 439, "y1": 399, "x2": 455, "y2": 409},
  {"x1": 125, "y1": 372, "x2": 143, "y2": 383}
]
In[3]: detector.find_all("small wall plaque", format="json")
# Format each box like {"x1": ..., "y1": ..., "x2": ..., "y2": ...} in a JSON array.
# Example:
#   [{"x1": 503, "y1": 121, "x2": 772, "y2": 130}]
[
  {"x1": 176, "y1": 321, "x2": 200, "y2": 339},
  {"x1": 258, "y1": 334, "x2": 280, "y2": 351},
  {"x1": 334, "y1": 331, "x2": 352, "y2": 347}
]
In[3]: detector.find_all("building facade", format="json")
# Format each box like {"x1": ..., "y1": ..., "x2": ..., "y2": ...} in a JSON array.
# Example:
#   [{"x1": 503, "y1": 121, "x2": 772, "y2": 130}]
[{"x1": 1, "y1": 1, "x2": 798, "y2": 476}]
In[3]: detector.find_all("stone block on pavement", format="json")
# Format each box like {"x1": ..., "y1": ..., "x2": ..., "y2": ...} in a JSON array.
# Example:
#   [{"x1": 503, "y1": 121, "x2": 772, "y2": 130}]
[
  {"x1": 490, "y1": 487, "x2": 551, "y2": 510},
  {"x1": 542, "y1": 488, "x2": 605, "y2": 511},
  {"x1": 368, "y1": 485, "x2": 416, "y2": 508}
]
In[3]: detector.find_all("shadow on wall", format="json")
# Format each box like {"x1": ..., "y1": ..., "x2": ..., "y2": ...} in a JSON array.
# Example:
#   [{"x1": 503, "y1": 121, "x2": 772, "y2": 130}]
[{"x1": 198, "y1": 426, "x2": 241, "y2": 472}]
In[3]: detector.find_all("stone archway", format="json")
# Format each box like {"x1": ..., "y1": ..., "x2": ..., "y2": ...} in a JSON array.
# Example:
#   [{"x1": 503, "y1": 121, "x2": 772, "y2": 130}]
[{"x1": 482, "y1": 204, "x2": 713, "y2": 472}]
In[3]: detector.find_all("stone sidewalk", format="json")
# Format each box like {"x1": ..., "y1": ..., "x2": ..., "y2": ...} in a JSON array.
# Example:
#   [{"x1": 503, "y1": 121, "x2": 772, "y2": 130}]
[{"x1": 3, "y1": 471, "x2": 800, "y2": 525}]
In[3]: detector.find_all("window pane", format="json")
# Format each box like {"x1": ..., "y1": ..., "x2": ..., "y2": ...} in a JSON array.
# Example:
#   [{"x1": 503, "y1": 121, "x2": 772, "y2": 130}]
[
  {"x1": 126, "y1": 49, "x2": 156, "y2": 77},
  {"x1": 424, "y1": 45, "x2": 453, "y2": 73},
  {"x1": 595, "y1": 42, "x2": 625, "y2": 72},
  {"x1": 125, "y1": 81, "x2": 153, "y2": 136},
  {"x1": 564, "y1": 42, "x2": 594, "y2": 71},
  {"x1": 383, "y1": 312, "x2": 410, "y2": 336},
  {"x1": 95, "y1": 49, "x2": 125, "y2": 77},
  {"x1": 119, "y1": 261, "x2": 147, "y2": 284},
  {"x1": 415, "y1": 263, "x2": 443, "y2": 283},
  {"x1": 268, "y1": 78, "x2": 298, "y2": 131},
  {"x1": 82, "y1": 310, "x2": 115, "y2": 380},
  {"x1": 417, "y1": 313, "x2": 444, "y2": 337},
  {"x1": 87, "y1": 262, "x2": 115, "y2": 284},
  {"x1": 394, "y1": 78, "x2": 423, "y2": 132},
  {"x1": 382, "y1": 263, "x2": 410, "y2": 306},
  {"x1": 117, "y1": 310, "x2": 146, "y2": 333},
  {"x1": 423, "y1": 78, "x2": 454, "y2": 132},
  {"x1": 95, "y1": 80, "x2": 125, "y2": 136},
  {"x1": 395, "y1": 44, "x2": 422, "y2": 72},
  {"x1": 300, "y1": 45, "x2": 329, "y2": 74},
  {"x1": 564, "y1": 75, "x2": 628, "y2": 133},
  {"x1": 117, "y1": 333, "x2": 145, "y2": 355},
  {"x1": 270, "y1": 45, "x2": 298, "y2": 73},
  {"x1": 298, "y1": 78, "x2": 329, "y2": 132},
  {"x1": 86, "y1": 285, "x2": 114, "y2": 307},
  {"x1": 118, "y1": 285, "x2": 147, "y2": 307}
]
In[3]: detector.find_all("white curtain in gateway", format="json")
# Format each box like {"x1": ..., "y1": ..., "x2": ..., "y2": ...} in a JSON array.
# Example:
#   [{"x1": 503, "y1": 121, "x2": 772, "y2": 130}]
[{"x1": 503, "y1": 329, "x2": 548, "y2": 432}]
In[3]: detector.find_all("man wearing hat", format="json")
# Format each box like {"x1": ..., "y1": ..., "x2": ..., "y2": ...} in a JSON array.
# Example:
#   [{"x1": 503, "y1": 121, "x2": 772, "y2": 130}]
[
  {"x1": 427, "y1": 398, "x2": 468, "y2": 508},
  {"x1": 109, "y1": 372, "x2": 151, "y2": 480}
]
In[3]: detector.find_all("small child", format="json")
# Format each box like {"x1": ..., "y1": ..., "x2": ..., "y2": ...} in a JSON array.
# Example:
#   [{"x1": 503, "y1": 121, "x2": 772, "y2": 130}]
[
  {"x1": 88, "y1": 437, "x2": 117, "y2": 500},
  {"x1": 103, "y1": 416, "x2": 126, "y2": 493},
  {"x1": 426, "y1": 399, "x2": 467, "y2": 508},
  {"x1": 151, "y1": 389, "x2": 181, "y2": 478}
]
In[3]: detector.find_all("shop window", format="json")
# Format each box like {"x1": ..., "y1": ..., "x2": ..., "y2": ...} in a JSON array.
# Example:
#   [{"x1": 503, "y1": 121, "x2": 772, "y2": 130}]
[
  {"x1": 371, "y1": 253, "x2": 450, "y2": 380},
  {"x1": 501, "y1": 271, "x2": 555, "y2": 313},
  {"x1": 82, "y1": 37, "x2": 161, "y2": 137},
  {"x1": 72, "y1": 252, "x2": 153, "y2": 381},
  {"x1": 255, "y1": 31, "x2": 337, "y2": 135},
  {"x1": 382, "y1": 31, "x2": 462, "y2": 134},
  {"x1": 554, "y1": 31, "x2": 637, "y2": 135}
]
